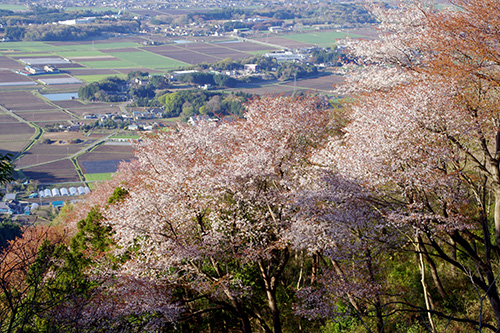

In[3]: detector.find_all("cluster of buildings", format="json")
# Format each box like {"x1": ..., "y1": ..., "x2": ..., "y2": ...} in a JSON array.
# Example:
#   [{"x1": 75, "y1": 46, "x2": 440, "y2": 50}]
[
  {"x1": 0, "y1": 193, "x2": 40, "y2": 216},
  {"x1": 16, "y1": 65, "x2": 60, "y2": 76},
  {"x1": 14, "y1": 57, "x2": 69, "y2": 76},
  {"x1": 0, "y1": 193, "x2": 22, "y2": 215}
]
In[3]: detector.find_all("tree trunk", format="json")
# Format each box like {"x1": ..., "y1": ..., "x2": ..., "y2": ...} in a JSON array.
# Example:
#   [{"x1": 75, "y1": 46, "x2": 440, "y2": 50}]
[
  {"x1": 233, "y1": 300, "x2": 252, "y2": 333},
  {"x1": 224, "y1": 287, "x2": 252, "y2": 333},
  {"x1": 483, "y1": 268, "x2": 500, "y2": 330},
  {"x1": 419, "y1": 236, "x2": 446, "y2": 299},
  {"x1": 257, "y1": 249, "x2": 289, "y2": 333},
  {"x1": 265, "y1": 288, "x2": 282, "y2": 333},
  {"x1": 493, "y1": 189, "x2": 500, "y2": 248},
  {"x1": 365, "y1": 249, "x2": 383, "y2": 333},
  {"x1": 416, "y1": 237, "x2": 436, "y2": 333}
]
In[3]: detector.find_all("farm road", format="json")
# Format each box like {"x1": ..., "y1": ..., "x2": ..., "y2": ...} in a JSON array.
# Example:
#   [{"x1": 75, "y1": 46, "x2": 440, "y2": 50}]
[{"x1": 17, "y1": 132, "x2": 116, "y2": 170}]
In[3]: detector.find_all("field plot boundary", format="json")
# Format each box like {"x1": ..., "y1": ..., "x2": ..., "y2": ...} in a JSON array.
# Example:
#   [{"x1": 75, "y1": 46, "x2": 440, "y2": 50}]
[
  {"x1": 282, "y1": 31, "x2": 365, "y2": 47},
  {"x1": 108, "y1": 49, "x2": 188, "y2": 69}
]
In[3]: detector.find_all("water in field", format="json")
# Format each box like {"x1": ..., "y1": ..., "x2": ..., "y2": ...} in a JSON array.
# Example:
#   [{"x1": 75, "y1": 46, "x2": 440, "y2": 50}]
[{"x1": 42, "y1": 92, "x2": 79, "y2": 101}]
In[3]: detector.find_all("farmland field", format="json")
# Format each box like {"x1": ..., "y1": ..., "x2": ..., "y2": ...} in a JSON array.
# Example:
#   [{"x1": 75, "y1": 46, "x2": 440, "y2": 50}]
[
  {"x1": 0, "y1": 70, "x2": 33, "y2": 83},
  {"x1": 22, "y1": 159, "x2": 81, "y2": 183},
  {"x1": 61, "y1": 105, "x2": 122, "y2": 117},
  {"x1": 16, "y1": 110, "x2": 73, "y2": 123},
  {"x1": 0, "y1": 56, "x2": 23, "y2": 69},
  {"x1": 17, "y1": 142, "x2": 83, "y2": 168},
  {"x1": 0, "y1": 118, "x2": 34, "y2": 156},
  {"x1": 251, "y1": 36, "x2": 312, "y2": 49},
  {"x1": 105, "y1": 50, "x2": 188, "y2": 69},
  {"x1": 77, "y1": 143, "x2": 134, "y2": 174},
  {"x1": 282, "y1": 31, "x2": 364, "y2": 47},
  {"x1": 80, "y1": 159, "x2": 129, "y2": 174},
  {"x1": 78, "y1": 59, "x2": 138, "y2": 69},
  {"x1": 213, "y1": 41, "x2": 276, "y2": 52},
  {"x1": 0, "y1": 91, "x2": 58, "y2": 111},
  {"x1": 281, "y1": 73, "x2": 344, "y2": 91},
  {"x1": 0, "y1": 4, "x2": 28, "y2": 10},
  {"x1": 143, "y1": 45, "x2": 221, "y2": 65},
  {"x1": 84, "y1": 173, "x2": 113, "y2": 181}
]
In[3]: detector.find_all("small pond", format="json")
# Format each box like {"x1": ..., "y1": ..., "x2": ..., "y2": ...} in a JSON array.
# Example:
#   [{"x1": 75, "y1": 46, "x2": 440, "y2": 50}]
[{"x1": 42, "y1": 92, "x2": 79, "y2": 101}]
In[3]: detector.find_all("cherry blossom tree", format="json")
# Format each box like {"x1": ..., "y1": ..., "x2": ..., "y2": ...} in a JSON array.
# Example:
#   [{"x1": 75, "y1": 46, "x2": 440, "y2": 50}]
[
  {"x1": 89, "y1": 95, "x2": 336, "y2": 332},
  {"x1": 319, "y1": 0, "x2": 500, "y2": 330}
]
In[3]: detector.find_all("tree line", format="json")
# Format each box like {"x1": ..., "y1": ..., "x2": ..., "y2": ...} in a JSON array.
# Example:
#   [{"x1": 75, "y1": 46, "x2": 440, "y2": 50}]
[{"x1": 6, "y1": 20, "x2": 139, "y2": 41}]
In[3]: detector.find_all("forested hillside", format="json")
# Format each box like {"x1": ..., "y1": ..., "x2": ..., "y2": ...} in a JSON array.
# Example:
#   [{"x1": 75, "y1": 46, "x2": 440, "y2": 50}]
[{"x1": 2, "y1": 0, "x2": 500, "y2": 331}]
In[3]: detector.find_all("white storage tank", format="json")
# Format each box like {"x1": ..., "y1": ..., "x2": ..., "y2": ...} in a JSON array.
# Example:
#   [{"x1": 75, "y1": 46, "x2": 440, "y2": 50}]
[
  {"x1": 60, "y1": 188, "x2": 69, "y2": 196},
  {"x1": 69, "y1": 187, "x2": 77, "y2": 196},
  {"x1": 44, "y1": 189, "x2": 52, "y2": 197}
]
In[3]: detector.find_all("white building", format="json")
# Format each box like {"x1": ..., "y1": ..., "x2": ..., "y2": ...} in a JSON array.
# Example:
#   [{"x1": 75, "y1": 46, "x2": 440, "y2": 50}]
[
  {"x1": 58, "y1": 17, "x2": 95, "y2": 25},
  {"x1": 264, "y1": 51, "x2": 306, "y2": 62}
]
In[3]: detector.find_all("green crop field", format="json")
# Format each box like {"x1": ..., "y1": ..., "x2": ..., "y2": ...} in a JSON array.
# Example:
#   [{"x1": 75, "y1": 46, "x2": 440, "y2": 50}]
[
  {"x1": 84, "y1": 173, "x2": 113, "y2": 181},
  {"x1": 79, "y1": 59, "x2": 137, "y2": 69},
  {"x1": 57, "y1": 50, "x2": 109, "y2": 58},
  {"x1": 51, "y1": 42, "x2": 141, "y2": 52},
  {"x1": 91, "y1": 42, "x2": 141, "y2": 50},
  {"x1": 0, "y1": 4, "x2": 28, "y2": 11},
  {"x1": 109, "y1": 51, "x2": 188, "y2": 69},
  {"x1": 283, "y1": 31, "x2": 363, "y2": 46},
  {"x1": 0, "y1": 42, "x2": 57, "y2": 53}
]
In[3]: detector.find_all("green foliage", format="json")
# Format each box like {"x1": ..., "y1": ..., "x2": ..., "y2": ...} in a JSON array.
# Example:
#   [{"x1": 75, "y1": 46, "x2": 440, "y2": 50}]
[
  {"x1": 213, "y1": 74, "x2": 238, "y2": 88},
  {"x1": 23, "y1": 20, "x2": 139, "y2": 41},
  {"x1": 0, "y1": 229, "x2": 97, "y2": 332},
  {"x1": 0, "y1": 220, "x2": 22, "y2": 249},
  {"x1": 310, "y1": 47, "x2": 342, "y2": 65},
  {"x1": 0, "y1": 153, "x2": 14, "y2": 184},
  {"x1": 187, "y1": 8, "x2": 248, "y2": 21},
  {"x1": 177, "y1": 72, "x2": 215, "y2": 86},
  {"x1": 108, "y1": 186, "x2": 129, "y2": 205},
  {"x1": 158, "y1": 90, "x2": 251, "y2": 119},
  {"x1": 4, "y1": 26, "x2": 25, "y2": 40},
  {"x1": 185, "y1": 3, "x2": 375, "y2": 27},
  {"x1": 70, "y1": 206, "x2": 113, "y2": 254},
  {"x1": 321, "y1": 316, "x2": 358, "y2": 333},
  {"x1": 78, "y1": 76, "x2": 126, "y2": 102},
  {"x1": 223, "y1": 20, "x2": 250, "y2": 32},
  {"x1": 276, "y1": 62, "x2": 318, "y2": 81},
  {"x1": 127, "y1": 71, "x2": 149, "y2": 80}
]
